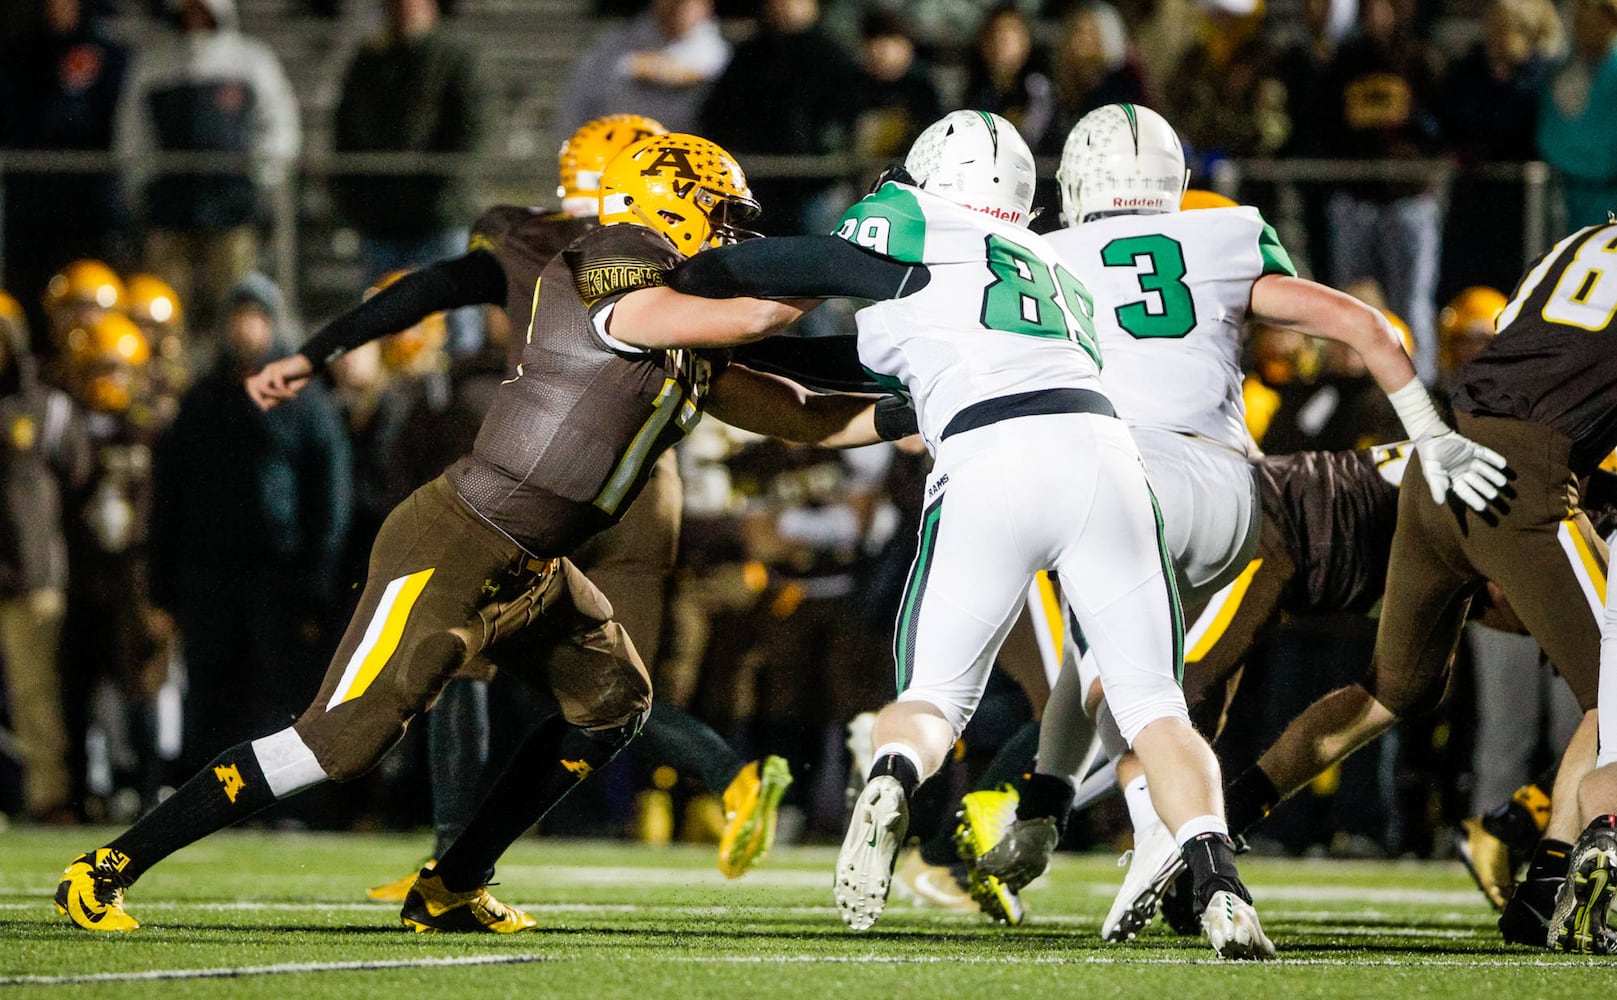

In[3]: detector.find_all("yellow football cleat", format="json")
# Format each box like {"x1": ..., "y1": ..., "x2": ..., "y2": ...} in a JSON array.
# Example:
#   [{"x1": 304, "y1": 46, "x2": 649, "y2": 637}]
[
  {"x1": 954, "y1": 788, "x2": 1027, "y2": 925},
  {"x1": 1456, "y1": 817, "x2": 1514, "y2": 912},
  {"x1": 55, "y1": 849, "x2": 140, "y2": 932},
  {"x1": 718, "y1": 755, "x2": 793, "y2": 879},
  {"x1": 399, "y1": 870, "x2": 537, "y2": 933},
  {"x1": 367, "y1": 859, "x2": 434, "y2": 902}
]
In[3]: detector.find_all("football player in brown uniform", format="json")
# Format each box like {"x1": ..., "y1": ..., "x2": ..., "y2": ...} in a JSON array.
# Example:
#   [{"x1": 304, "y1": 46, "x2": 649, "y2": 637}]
[
  {"x1": 1210, "y1": 219, "x2": 1617, "y2": 952},
  {"x1": 54, "y1": 132, "x2": 921, "y2": 933},
  {"x1": 312, "y1": 115, "x2": 796, "y2": 901}
]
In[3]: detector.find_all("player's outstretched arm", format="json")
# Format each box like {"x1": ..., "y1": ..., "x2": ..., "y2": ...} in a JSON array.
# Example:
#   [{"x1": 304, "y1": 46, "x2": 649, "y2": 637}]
[
  {"x1": 705, "y1": 365, "x2": 886, "y2": 449},
  {"x1": 1250, "y1": 274, "x2": 1508, "y2": 511},
  {"x1": 607, "y1": 287, "x2": 816, "y2": 349},
  {"x1": 666, "y1": 235, "x2": 929, "y2": 302},
  {"x1": 245, "y1": 251, "x2": 506, "y2": 411}
]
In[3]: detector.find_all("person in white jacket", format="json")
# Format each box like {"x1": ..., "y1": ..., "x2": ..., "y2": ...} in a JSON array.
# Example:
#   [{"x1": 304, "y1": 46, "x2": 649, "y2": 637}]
[{"x1": 113, "y1": 0, "x2": 299, "y2": 335}]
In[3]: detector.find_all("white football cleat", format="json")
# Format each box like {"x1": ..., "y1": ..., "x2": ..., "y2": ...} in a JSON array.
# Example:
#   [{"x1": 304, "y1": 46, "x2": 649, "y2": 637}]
[
  {"x1": 835, "y1": 775, "x2": 909, "y2": 931},
  {"x1": 1101, "y1": 818, "x2": 1183, "y2": 941},
  {"x1": 1200, "y1": 889, "x2": 1276, "y2": 960}
]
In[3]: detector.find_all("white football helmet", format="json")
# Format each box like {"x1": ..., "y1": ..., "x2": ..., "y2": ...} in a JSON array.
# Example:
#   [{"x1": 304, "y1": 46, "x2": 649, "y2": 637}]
[
  {"x1": 1057, "y1": 103, "x2": 1189, "y2": 228},
  {"x1": 904, "y1": 110, "x2": 1036, "y2": 226}
]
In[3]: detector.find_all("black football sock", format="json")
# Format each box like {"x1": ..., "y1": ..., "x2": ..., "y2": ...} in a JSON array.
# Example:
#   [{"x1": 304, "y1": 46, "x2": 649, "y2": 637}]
[
  {"x1": 433, "y1": 716, "x2": 639, "y2": 893},
  {"x1": 429, "y1": 679, "x2": 492, "y2": 858},
  {"x1": 1182, "y1": 831, "x2": 1251, "y2": 914},
  {"x1": 633, "y1": 701, "x2": 748, "y2": 793},
  {"x1": 1224, "y1": 765, "x2": 1281, "y2": 836},
  {"x1": 1016, "y1": 772, "x2": 1077, "y2": 834},
  {"x1": 1525, "y1": 838, "x2": 1573, "y2": 881},
  {"x1": 108, "y1": 741, "x2": 283, "y2": 883},
  {"x1": 869, "y1": 753, "x2": 921, "y2": 799}
]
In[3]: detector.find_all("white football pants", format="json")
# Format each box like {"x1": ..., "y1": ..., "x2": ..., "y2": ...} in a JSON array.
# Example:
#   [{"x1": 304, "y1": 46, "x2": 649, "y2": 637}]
[{"x1": 893, "y1": 412, "x2": 1188, "y2": 746}]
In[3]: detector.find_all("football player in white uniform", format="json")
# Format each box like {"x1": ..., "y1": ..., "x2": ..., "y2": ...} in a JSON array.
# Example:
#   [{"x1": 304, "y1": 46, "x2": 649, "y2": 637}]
[
  {"x1": 827, "y1": 111, "x2": 1275, "y2": 958},
  {"x1": 968, "y1": 104, "x2": 1509, "y2": 941}
]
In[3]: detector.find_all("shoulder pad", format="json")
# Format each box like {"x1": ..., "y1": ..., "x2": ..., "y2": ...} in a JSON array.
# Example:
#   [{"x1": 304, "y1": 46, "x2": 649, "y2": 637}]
[{"x1": 564, "y1": 224, "x2": 683, "y2": 307}]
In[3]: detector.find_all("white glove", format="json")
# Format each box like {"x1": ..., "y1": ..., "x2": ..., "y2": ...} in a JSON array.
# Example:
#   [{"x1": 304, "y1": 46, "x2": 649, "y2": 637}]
[
  {"x1": 1387, "y1": 380, "x2": 1509, "y2": 512},
  {"x1": 1413, "y1": 430, "x2": 1508, "y2": 511}
]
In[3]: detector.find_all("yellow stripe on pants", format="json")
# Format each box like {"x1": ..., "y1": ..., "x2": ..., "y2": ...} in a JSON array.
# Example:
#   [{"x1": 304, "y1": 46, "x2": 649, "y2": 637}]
[{"x1": 325, "y1": 568, "x2": 437, "y2": 710}]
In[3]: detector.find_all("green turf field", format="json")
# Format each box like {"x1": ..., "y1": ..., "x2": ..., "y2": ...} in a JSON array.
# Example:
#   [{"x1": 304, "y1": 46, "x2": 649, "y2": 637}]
[{"x1": 0, "y1": 828, "x2": 1609, "y2": 998}]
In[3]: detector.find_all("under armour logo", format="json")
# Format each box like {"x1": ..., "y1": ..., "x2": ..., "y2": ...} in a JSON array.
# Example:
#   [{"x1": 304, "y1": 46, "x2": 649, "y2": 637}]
[
  {"x1": 561, "y1": 759, "x2": 593, "y2": 780},
  {"x1": 481, "y1": 578, "x2": 500, "y2": 598},
  {"x1": 214, "y1": 763, "x2": 246, "y2": 803}
]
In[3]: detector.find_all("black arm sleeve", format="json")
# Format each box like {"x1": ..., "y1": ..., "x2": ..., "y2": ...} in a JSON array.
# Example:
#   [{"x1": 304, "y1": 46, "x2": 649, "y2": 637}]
[
  {"x1": 300, "y1": 249, "x2": 507, "y2": 372},
  {"x1": 666, "y1": 235, "x2": 930, "y2": 302},
  {"x1": 731, "y1": 334, "x2": 884, "y2": 394}
]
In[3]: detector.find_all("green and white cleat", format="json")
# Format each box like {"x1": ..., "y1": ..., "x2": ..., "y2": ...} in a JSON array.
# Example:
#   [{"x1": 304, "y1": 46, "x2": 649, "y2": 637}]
[{"x1": 835, "y1": 775, "x2": 909, "y2": 931}]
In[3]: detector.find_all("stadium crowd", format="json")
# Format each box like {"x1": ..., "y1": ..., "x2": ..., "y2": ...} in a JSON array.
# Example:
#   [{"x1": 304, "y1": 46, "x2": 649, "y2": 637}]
[{"x1": 0, "y1": 0, "x2": 1612, "y2": 898}]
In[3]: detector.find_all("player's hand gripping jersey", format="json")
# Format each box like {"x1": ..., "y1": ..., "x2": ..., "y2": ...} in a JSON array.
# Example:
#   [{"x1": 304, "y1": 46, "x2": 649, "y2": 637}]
[
  {"x1": 1046, "y1": 206, "x2": 1295, "y2": 454},
  {"x1": 839, "y1": 180, "x2": 1106, "y2": 450}
]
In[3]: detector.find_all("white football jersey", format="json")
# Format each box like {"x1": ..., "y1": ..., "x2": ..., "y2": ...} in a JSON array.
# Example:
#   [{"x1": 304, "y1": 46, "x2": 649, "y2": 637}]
[
  {"x1": 838, "y1": 182, "x2": 1107, "y2": 449},
  {"x1": 1045, "y1": 206, "x2": 1295, "y2": 454}
]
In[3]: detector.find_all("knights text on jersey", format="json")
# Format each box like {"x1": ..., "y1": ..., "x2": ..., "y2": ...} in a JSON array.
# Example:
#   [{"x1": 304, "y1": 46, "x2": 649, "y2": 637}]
[
  {"x1": 1047, "y1": 206, "x2": 1295, "y2": 454},
  {"x1": 469, "y1": 205, "x2": 599, "y2": 373},
  {"x1": 1452, "y1": 222, "x2": 1617, "y2": 475},
  {"x1": 838, "y1": 182, "x2": 1108, "y2": 447},
  {"x1": 1258, "y1": 443, "x2": 1405, "y2": 614},
  {"x1": 446, "y1": 223, "x2": 718, "y2": 555}
]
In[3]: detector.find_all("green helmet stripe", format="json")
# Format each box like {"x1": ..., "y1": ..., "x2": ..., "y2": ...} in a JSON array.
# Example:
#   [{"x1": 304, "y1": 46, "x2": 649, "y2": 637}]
[
  {"x1": 976, "y1": 110, "x2": 1000, "y2": 157},
  {"x1": 1120, "y1": 104, "x2": 1140, "y2": 154}
]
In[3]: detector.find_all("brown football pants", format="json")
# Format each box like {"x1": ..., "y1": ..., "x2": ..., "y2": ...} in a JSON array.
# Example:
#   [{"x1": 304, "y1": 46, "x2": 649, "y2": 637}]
[
  {"x1": 1368, "y1": 413, "x2": 1607, "y2": 717},
  {"x1": 292, "y1": 475, "x2": 651, "y2": 781}
]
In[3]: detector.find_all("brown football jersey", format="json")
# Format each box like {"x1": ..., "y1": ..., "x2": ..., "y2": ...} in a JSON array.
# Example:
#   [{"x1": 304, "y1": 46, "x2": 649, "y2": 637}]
[
  {"x1": 1453, "y1": 221, "x2": 1617, "y2": 476},
  {"x1": 447, "y1": 223, "x2": 723, "y2": 555},
  {"x1": 1257, "y1": 443, "x2": 1405, "y2": 615},
  {"x1": 468, "y1": 205, "x2": 599, "y2": 374}
]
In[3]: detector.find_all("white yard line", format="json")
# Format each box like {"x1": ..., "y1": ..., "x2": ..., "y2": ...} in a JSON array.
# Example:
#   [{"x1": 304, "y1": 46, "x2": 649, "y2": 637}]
[{"x1": 0, "y1": 954, "x2": 550, "y2": 986}]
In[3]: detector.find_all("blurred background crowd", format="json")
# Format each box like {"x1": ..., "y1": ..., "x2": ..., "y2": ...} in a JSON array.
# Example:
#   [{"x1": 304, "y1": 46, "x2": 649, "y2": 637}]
[{"x1": 0, "y1": 0, "x2": 1610, "y2": 862}]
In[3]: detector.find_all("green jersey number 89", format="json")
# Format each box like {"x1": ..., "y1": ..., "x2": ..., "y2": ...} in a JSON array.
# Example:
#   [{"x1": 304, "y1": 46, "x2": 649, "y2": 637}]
[{"x1": 980, "y1": 234, "x2": 1102, "y2": 367}]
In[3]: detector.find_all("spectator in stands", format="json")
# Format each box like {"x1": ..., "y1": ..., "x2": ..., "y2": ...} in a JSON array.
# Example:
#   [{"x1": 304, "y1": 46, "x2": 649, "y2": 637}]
[
  {"x1": 1320, "y1": 0, "x2": 1445, "y2": 382},
  {"x1": 849, "y1": 11, "x2": 941, "y2": 162},
  {"x1": 960, "y1": 4, "x2": 1054, "y2": 151},
  {"x1": 1439, "y1": 0, "x2": 1559, "y2": 298},
  {"x1": 112, "y1": 0, "x2": 299, "y2": 337},
  {"x1": 1537, "y1": 0, "x2": 1617, "y2": 228},
  {"x1": 699, "y1": 0, "x2": 860, "y2": 235},
  {"x1": 0, "y1": 0, "x2": 130, "y2": 339},
  {"x1": 557, "y1": 0, "x2": 729, "y2": 135},
  {"x1": 1042, "y1": 1, "x2": 1151, "y2": 154},
  {"x1": 332, "y1": 0, "x2": 488, "y2": 355},
  {"x1": 150, "y1": 273, "x2": 350, "y2": 774},
  {"x1": 1274, "y1": 0, "x2": 1339, "y2": 159},
  {"x1": 1164, "y1": 9, "x2": 1288, "y2": 164},
  {"x1": 0, "y1": 293, "x2": 90, "y2": 823}
]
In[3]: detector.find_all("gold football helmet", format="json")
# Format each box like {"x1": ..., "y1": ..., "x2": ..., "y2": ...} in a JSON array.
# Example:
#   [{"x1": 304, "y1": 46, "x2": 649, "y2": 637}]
[
  {"x1": 1440, "y1": 286, "x2": 1507, "y2": 340},
  {"x1": 559, "y1": 114, "x2": 670, "y2": 209},
  {"x1": 599, "y1": 133, "x2": 760, "y2": 254},
  {"x1": 63, "y1": 312, "x2": 150, "y2": 413},
  {"x1": 1439, "y1": 286, "x2": 1506, "y2": 373},
  {"x1": 125, "y1": 273, "x2": 184, "y2": 332},
  {"x1": 44, "y1": 259, "x2": 126, "y2": 314},
  {"x1": 1181, "y1": 189, "x2": 1240, "y2": 210}
]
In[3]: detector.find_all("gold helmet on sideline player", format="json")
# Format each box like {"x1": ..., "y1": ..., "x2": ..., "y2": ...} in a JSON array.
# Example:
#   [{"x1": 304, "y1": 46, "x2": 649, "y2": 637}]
[
  {"x1": 63, "y1": 311, "x2": 150, "y2": 413},
  {"x1": 598, "y1": 133, "x2": 760, "y2": 254},
  {"x1": 558, "y1": 114, "x2": 670, "y2": 216},
  {"x1": 43, "y1": 260, "x2": 126, "y2": 344},
  {"x1": 1439, "y1": 285, "x2": 1506, "y2": 374},
  {"x1": 125, "y1": 273, "x2": 184, "y2": 335},
  {"x1": 1181, "y1": 189, "x2": 1240, "y2": 210}
]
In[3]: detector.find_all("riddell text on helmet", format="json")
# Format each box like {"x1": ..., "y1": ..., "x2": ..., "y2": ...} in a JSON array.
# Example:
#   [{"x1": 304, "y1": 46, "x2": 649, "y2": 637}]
[
  {"x1": 1113, "y1": 196, "x2": 1170, "y2": 208},
  {"x1": 963, "y1": 204, "x2": 1023, "y2": 223}
]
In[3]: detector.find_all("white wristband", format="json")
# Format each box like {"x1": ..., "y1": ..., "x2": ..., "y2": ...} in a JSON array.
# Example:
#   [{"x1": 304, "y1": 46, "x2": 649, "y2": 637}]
[{"x1": 1386, "y1": 380, "x2": 1446, "y2": 443}]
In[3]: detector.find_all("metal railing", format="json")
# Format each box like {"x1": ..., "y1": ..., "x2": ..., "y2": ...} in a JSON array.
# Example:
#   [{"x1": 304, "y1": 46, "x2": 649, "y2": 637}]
[{"x1": 0, "y1": 150, "x2": 1562, "y2": 315}]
